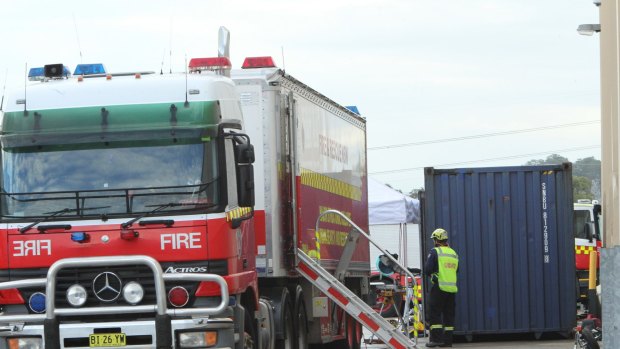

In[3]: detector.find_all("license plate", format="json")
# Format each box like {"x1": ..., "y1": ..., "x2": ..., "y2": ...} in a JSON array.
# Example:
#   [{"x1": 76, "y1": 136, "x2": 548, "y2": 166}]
[{"x1": 89, "y1": 333, "x2": 126, "y2": 347}]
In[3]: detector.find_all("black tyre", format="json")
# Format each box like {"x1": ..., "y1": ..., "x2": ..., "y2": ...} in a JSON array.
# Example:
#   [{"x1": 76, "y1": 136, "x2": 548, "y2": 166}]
[
  {"x1": 244, "y1": 306, "x2": 257, "y2": 349},
  {"x1": 276, "y1": 298, "x2": 294, "y2": 349},
  {"x1": 581, "y1": 328, "x2": 600, "y2": 349},
  {"x1": 345, "y1": 314, "x2": 361, "y2": 349},
  {"x1": 295, "y1": 299, "x2": 309, "y2": 349}
]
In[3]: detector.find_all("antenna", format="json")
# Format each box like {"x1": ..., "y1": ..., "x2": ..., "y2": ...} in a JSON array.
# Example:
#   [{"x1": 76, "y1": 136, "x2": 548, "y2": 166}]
[
  {"x1": 281, "y1": 46, "x2": 286, "y2": 72},
  {"x1": 169, "y1": 16, "x2": 173, "y2": 74},
  {"x1": 72, "y1": 14, "x2": 83, "y2": 63},
  {"x1": 23, "y1": 63, "x2": 28, "y2": 116},
  {"x1": 0, "y1": 69, "x2": 7, "y2": 112},
  {"x1": 184, "y1": 54, "x2": 189, "y2": 107},
  {"x1": 218, "y1": 27, "x2": 231, "y2": 78},
  {"x1": 160, "y1": 48, "x2": 165, "y2": 75}
]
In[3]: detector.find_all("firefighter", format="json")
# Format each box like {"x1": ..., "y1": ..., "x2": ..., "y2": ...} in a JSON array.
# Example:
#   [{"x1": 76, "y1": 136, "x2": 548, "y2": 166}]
[{"x1": 424, "y1": 228, "x2": 459, "y2": 347}]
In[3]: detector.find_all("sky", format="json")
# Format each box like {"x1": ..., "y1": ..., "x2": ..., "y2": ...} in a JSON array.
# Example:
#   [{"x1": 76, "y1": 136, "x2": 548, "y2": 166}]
[{"x1": 0, "y1": 0, "x2": 602, "y2": 193}]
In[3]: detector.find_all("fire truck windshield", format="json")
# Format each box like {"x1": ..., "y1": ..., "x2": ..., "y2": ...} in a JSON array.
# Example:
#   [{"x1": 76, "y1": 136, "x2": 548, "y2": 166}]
[
  {"x1": 574, "y1": 209, "x2": 592, "y2": 239},
  {"x1": 0, "y1": 137, "x2": 219, "y2": 219}
]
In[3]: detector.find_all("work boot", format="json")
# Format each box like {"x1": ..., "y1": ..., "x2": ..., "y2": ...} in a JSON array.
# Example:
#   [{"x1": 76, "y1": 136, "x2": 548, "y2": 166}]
[
  {"x1": 426, "y1": 328, "x2": 444, "y2": 347},
  {"x1": 439, "y1": 329, "x2": 453, "y2": 347}
]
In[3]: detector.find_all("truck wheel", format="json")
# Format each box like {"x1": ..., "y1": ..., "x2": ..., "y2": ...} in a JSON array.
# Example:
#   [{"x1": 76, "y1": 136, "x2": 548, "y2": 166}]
[
  {"x1": 581, "y1": 328, "x2": 600, "y2": 349},
  {"x1": 244, "y1": 306, "x2": 257, "y2": 349},
  {"x1": 345, "y1": 315, "x2": 360, "y2": 349},
  {"x1": 295, "y1": 299, "x2": 308, "y2": 349},
  {"x1": 276, "y1": 300, "x2": 294, "y2": 349}
]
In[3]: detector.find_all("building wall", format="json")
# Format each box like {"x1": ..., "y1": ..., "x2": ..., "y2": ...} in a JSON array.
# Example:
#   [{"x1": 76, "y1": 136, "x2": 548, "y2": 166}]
[{"x1": 599, "y1": 1, "x2": 620, "y2": 346}]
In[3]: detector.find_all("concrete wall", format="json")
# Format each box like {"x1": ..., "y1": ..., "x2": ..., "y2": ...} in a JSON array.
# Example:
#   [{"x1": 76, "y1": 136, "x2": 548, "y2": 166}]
[
  {"x1": 600, "y1": 0, "x2": 620, "y2": 248},
  {"x1": 601, "y1": 247, "x2": 620, "y2": 346},
  {"x1": 600, "y1": 1, "x2": 620, "y2": 346}
]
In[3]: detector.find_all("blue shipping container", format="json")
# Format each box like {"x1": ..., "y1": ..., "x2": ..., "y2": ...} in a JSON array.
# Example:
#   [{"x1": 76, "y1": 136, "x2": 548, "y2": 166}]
[{"x1": 421, "y1": 164, "x2": 575, "y2": 337}]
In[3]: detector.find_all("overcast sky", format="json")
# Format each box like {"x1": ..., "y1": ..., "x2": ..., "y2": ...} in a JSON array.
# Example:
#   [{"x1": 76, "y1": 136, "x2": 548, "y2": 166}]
[{"x1": 0, "y1": 0, "x2": 601, "y2": 193}]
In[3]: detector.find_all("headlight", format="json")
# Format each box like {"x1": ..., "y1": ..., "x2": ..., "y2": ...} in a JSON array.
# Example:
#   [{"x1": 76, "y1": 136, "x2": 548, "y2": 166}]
[
  {"x1": 122, "y1": 281, "x2": 144, "y2": 305},
  {"x1": 66, "y1": 284, "x2": 87, "y2": 307},
  {"x1": 7, "y1": 337, "x2": 43, "y2": 349},
  {"x1": 178, "y1": 331, "x2": 217, "y2": 348}
]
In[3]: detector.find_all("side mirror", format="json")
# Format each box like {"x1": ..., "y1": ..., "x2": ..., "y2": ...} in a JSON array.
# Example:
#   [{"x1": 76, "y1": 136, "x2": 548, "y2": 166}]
[
  {"x1": 233, "y1": 142, "x2": 255, "y2": 207},
  {"x1": 593, "y1": 204, "x2": 602, "y2": 216},
  {"x1": 236, "y1": 163, "x2": 254, "y2": 207},
  {"x1": 235, "y1": 143, "x2": 255, "y2": 164}
]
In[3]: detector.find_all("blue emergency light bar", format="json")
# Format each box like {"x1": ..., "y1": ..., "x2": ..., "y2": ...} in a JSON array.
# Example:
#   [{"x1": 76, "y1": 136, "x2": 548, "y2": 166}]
[
  {"x1": 345, "y1": 106, "x2": 360, "y2": 115},
  {"x1": 27, "y1": 67, "x2": 44, "y2": 78},
  {"x1": 74, "y1": 63, "x2": 106, "y2": 76}
]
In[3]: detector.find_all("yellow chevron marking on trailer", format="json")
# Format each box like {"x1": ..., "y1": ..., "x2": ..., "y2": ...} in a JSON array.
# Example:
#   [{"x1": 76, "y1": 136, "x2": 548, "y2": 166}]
[{"x1": 300, "y1": 168, "x2": 362, "y2": 201}]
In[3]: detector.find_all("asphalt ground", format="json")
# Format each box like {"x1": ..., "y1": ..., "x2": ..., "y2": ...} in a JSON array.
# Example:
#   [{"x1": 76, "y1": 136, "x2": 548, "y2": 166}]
[
  {"x1": 361, "y1": 329, "x2": 599, "y2": 348},
  {"x1": 362, "y1": 337, "x2": 579, "y2": 348}
]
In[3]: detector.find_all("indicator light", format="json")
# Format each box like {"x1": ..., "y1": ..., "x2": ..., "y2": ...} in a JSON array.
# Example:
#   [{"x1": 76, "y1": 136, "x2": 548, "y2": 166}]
[{"x1": 168, "y1": 286, "x2": 189, "y2": 307}]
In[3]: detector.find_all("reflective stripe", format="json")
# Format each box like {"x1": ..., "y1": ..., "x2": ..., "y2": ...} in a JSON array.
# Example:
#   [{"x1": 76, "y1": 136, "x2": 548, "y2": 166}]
[
  {"x1": 445, "y1": 326, "x2": 454, "y2": 331},
  {"x1": 437, "y1": 252, "x2": 458, "y2": 259},
  {"x1": 438, "y1": 281, "x2": 457, "y2": 287},
  {"x1": 430, "y1": 324, "x2": 443, "y2": 330}
]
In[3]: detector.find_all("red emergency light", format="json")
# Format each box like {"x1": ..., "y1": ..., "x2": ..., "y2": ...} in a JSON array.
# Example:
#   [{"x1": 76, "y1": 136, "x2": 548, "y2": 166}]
[
  {"x1": 241, "y1": 56, "x2": 276, "y2": 69},
  {"x1": 188, "y1": 57, "x2": 232, "y2": 72}
]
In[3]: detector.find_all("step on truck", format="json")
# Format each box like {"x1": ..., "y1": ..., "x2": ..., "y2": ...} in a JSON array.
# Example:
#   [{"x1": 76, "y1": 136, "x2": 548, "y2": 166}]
[{"x1": 0, "y1": 31, "x2": 377, "y2": 348}]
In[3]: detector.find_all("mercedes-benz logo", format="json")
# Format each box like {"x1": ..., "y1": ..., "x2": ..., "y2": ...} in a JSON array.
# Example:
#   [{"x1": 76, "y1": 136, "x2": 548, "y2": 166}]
[{"x1": 92, "y1": 272, "x2": 122, "y2": 302}]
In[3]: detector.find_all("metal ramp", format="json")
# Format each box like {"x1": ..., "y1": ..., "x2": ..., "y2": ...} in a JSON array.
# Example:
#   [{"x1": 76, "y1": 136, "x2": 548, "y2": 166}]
[{"x1": 297, "y1": 248, "x2": 417, "y2": 349}]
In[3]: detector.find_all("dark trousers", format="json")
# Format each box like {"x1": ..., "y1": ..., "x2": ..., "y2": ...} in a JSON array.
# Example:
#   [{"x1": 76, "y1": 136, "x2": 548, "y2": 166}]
[{"x1": 428, "y1": 284, "x2": 456, "y2": 344}]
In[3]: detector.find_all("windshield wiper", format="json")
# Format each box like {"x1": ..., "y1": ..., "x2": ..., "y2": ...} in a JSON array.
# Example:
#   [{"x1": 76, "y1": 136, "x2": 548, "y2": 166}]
[
  {"x1": 19, "y1": 205, "x2": 112, "y2": 233},
  {"x1": 120, "y1": 202, "x2": 216, "y2": 229}
]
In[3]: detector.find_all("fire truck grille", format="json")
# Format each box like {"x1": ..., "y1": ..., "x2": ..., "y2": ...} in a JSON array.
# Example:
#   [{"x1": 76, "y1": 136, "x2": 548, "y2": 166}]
[
  {"x1": 53, "y1": 265, "x2": 181, "y2": 308},
  {"x1": 11, "y1": 259, "x2": 227, "y2": 312}
]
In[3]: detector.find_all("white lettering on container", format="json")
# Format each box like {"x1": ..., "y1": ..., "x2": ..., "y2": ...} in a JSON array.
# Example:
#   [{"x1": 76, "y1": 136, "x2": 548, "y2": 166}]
[{"x1": 541, "y1": 182, "x2": 550, "y2": 263}]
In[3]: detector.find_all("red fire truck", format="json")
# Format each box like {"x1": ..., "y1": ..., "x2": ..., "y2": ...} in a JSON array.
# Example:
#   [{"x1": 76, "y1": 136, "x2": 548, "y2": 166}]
[
  {"x1": 0, "y1": 41, "x2": 373, "y2": 348},
  {"x1": 573, "y1": 199, "x2": 602, "y2": 310}
]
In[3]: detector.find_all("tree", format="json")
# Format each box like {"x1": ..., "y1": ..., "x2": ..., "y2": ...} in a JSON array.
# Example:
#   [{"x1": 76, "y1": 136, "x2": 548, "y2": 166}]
[
  {"x1": 524, "y1": 154, "x2": 601, "y2": 201},
  {"x1": 524, "y1": 154, "x2": 569, "y2": 166},
  {"x1": 573, "y1": 157, "x2": 601, "y2": 181},
  {"x1": 573, "y1": 176, "x2": 594, "y2": 201}
]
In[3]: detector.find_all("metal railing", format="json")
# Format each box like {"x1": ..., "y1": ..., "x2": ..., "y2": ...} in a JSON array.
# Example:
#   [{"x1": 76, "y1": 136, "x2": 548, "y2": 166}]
[{"x1": 0, "y1": 255, "x2": 229, "y2": 324}]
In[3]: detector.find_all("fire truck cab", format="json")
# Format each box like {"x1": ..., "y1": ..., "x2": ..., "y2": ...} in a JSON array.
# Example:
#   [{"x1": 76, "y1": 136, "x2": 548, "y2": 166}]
[{"x1": 574, "y1": 199, "x2": 602, "y2": 308}]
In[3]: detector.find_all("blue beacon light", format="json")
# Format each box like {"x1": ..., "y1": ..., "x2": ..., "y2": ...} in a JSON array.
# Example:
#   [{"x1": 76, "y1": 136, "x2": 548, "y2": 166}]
[
  {"x1": 28, "y1": 292, "x2": 46, "y2": 313},
  {"x1": 71, "y1": 232, "x2": 89, "y2": 243},
  {"x1": 74, "y1": 63, "x2": 106, "y2": 76}
]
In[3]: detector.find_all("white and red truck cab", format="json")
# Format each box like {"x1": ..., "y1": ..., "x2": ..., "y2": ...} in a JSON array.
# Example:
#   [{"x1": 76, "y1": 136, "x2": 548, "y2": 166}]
[
  {"x1": 0, "y1": 43, "x2": 372, "y2": 348},
  {"x1": 573, "y1": 199, "x2": 602, "y2": 308}
]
